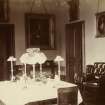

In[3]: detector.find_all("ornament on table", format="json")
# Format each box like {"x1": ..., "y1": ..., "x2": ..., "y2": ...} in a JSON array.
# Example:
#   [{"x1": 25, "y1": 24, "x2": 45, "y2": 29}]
[
  {"x1": 54, "y1": 55, "x2": 64, "y2": 80},
  {"x1": 7, "y1": 56, "x2": 16, "y2": 81}
]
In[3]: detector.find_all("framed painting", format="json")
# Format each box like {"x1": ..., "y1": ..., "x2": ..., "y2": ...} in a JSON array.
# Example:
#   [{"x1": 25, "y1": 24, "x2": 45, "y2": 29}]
[
  {"x1": 96, "y1": 11, "x2": 105, "y2": 38},
  {"x1": 0, "y1": 0, "x2": 9, "y2": 22},
  {"x1": 25, "y1": 13, "x2": 56, "y2": 50}
]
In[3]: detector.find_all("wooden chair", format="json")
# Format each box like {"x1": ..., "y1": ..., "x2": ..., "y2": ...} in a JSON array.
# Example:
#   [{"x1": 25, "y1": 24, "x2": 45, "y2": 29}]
[{"x1": 57, "y1": 86, "x2": 78, "y2": 105}]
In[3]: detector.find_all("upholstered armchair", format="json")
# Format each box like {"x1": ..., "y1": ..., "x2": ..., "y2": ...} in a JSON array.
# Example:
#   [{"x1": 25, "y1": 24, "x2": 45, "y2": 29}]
[
  {"x1": 82, "y1": 62, "x2": 105, "y2": 105},
  {"x1": 83, "y1": 62, "x2": 105, "y2": 83}
]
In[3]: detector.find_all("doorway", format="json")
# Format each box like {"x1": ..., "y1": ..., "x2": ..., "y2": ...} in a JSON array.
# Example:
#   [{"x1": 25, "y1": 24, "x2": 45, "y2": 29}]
[
  {"x1": 0, "y1": 24, "x2": 15, "y2": 80},
  {"x1": 65, "y1": 21, "x2": 85, "y2": 83}
]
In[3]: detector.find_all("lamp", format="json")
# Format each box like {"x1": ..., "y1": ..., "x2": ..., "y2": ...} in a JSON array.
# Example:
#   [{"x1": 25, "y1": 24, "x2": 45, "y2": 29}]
[
  {"x1": 54, "y1": 55, "x2": 64, "y2": 80},
  {"x1": 7, "y1": 56, "x2": 16, "y2": 81}
]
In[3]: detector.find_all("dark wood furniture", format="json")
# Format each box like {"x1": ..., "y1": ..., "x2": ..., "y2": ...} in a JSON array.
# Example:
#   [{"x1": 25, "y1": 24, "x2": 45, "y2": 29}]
[
  {"x1": 82, "y1": 62, "x2": 105, "y2": 105},
  {"x1": 82, "y1": 83, "x2": 105, "y2": 105},
  {"x1": 58, "y1": 86, "x2": 78, "y2": 105},
  {"x1": 83, "y1": 62, "x2": 105, "y2": 83}
]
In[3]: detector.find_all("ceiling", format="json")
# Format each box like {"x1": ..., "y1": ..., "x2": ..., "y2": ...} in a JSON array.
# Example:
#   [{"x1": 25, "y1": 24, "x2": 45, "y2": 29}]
[{"x1": 9, "y1": 0, "x2": 71, "y2": 13}]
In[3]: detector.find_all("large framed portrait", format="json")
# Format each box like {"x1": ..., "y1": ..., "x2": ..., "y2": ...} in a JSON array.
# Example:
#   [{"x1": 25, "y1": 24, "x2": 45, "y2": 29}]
[
  {"x1": 0, "y1": 0, "x2": 9, "y2": 22},
  {"x1": 25, "y1": 13, "x2": 56, "y2": 50},
  {"x1": 96, "y1": 11, "x2": 105, "y2": 38}
]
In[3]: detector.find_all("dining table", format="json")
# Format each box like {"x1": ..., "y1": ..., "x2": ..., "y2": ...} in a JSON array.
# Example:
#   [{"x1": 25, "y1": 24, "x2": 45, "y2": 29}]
[{"x1": 0, "y1": 79, "x2": 83, "y2": 105}]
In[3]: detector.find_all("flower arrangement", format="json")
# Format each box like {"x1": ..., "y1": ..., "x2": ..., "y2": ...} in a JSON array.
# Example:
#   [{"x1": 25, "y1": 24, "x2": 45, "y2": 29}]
[
  {"x1": 20, "y1": 48, "x2": 47, "y2": 80},
  {"x1": 20, "y1": 48, "x2": 47, "y2": 64}
]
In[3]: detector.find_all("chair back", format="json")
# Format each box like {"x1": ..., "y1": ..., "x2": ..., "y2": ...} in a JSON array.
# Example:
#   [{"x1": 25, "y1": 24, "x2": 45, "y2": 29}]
[{"x1": 57, "y1": 86, "x2": 78, "y2": 105}]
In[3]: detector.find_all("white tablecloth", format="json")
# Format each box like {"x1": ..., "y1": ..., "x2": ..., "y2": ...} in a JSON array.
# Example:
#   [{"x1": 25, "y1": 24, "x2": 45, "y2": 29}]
[{"x1": 0, "y1": 80, "x2": 82, "y2": 105}]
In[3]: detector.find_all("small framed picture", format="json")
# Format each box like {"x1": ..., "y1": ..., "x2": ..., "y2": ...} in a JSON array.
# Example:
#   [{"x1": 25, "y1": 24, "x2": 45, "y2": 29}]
[
  {"x1": 0, "y1": 0, "x2": 9, "y2": 22},
  {"x1": 96, "y1": 11, "x2": 105, "y2": 38}
]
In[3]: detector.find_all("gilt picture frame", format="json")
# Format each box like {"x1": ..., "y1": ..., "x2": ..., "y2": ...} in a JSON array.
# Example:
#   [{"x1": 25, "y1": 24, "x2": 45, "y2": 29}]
[
  {"x1": 25, "y1": 13, "x2": 56, "y2": 50},
  {"x1": 96, "y1": 11, "x2": 105, "y2": 38},
  {"x1": 0, "y1": 0, "x2": 9, "y2": 22}
]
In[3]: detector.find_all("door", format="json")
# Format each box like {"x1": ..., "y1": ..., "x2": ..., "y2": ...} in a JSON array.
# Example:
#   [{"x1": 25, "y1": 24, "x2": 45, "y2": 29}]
[
  {"x1": 66, "y1": 21, "x2": 85, "y2": 83},
  {"x1": 0, "y1": 24, "x2": 15, "y2": 80}
]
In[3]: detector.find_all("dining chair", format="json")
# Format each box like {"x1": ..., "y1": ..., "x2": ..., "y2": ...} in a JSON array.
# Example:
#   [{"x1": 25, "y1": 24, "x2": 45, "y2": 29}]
[{"x1": 57, "y1": 86, "x2": 78, "y2": 105}]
